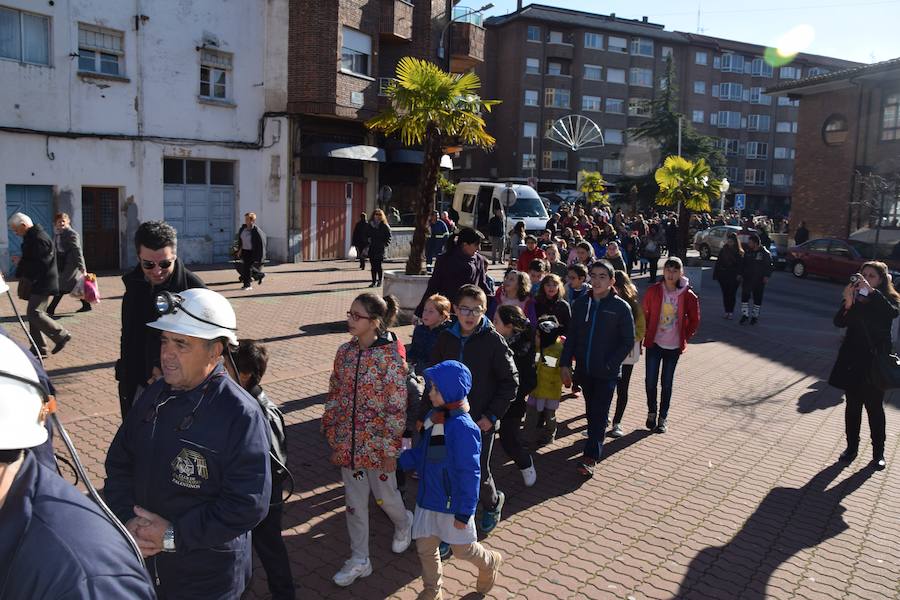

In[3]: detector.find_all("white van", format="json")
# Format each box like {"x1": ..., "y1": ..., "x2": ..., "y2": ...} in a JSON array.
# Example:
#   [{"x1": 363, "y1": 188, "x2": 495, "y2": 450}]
[{"x1": 452, "y1": 182, "x2": 549, "y2": 238}]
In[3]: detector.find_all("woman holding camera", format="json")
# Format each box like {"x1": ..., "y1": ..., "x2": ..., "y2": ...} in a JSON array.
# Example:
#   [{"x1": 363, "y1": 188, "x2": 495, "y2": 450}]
[{"x1": 828, "y1": 261, "x2": 899, "y2": 470}]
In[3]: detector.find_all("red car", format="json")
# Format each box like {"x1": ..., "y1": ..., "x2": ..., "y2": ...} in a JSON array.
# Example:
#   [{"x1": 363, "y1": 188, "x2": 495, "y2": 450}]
[{"x1": 787, "y1": 238, "x2": 900, "y2": 281}]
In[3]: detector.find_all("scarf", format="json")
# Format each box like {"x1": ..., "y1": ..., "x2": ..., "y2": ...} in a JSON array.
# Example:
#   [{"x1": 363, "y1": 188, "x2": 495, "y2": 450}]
[{"x1": 431, "y1": 399, "x2": 469, "y2": 424}]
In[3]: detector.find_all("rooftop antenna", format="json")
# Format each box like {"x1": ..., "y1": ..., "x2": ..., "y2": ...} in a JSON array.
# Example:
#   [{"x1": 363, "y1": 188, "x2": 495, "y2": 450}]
[{"x1": 696, "y1": 1, "x2": 704, "y2": 34}]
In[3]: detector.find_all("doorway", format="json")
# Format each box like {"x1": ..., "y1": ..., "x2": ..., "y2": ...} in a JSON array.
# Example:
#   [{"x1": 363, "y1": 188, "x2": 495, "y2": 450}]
[{"x1": 82, "y1": 187, "x2": 120, "y2": 271}]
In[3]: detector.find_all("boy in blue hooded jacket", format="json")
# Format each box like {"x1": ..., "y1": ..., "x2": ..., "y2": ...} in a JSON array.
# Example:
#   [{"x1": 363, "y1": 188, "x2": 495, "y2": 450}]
[{"x1": 399, "y1": 360, "x2": 503, "y2": 599}]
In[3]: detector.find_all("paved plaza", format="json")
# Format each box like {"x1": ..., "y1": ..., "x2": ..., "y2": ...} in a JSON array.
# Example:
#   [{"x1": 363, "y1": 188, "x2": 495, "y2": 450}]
[{"x1": 3, "y1": 258, "x2": 898, "y2": 600}]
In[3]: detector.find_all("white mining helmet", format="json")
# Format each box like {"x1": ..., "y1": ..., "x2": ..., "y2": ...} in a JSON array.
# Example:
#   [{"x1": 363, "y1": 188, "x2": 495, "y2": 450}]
[
  {"x1": 0, "y1": 272, "x2": 8, "y2": 294},
  {"x1": 0, "y1": 336, "x2": 49, "y2": 450},
  {"x1": 147, "y1": 288, "x2": 239, "y2": 346}
]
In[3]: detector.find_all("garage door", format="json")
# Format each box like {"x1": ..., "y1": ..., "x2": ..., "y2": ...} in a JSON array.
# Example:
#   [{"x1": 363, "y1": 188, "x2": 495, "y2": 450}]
[
  {"x1": 5, "y1": 185, "x2": 53, "y2": 274},
  {"x1": 163, "y1": 159, "x2": 235, "y2": 264}
]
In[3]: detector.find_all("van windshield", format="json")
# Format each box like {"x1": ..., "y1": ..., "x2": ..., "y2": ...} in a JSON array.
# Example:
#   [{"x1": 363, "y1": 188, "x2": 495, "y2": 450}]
[{"x1": 507, "y1": 196, "x2": 548, "y2": 218}]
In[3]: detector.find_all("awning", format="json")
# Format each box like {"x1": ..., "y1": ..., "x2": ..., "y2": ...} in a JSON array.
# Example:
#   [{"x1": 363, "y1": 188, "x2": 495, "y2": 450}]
[
  {"x1": 303, "y1": 143, "x2": 386, "y2": 162},
  {"x1": 390, "y1": 149, "x2": 454, "y2": 170}
]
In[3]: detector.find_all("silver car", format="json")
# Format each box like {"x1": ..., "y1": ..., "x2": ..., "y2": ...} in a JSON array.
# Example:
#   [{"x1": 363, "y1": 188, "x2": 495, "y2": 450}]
[{"x1": 693, "y1": 225, "x2": 745, "y2": 259}]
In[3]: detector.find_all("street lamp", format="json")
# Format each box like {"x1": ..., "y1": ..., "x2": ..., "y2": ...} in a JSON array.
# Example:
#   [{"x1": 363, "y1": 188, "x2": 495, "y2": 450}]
[
  {"x1": 719, "y1": 177, "x2": 730, "y2": 215},
  {"x1": 437, "y1": 3, "x2": 493, "y2": 72}
]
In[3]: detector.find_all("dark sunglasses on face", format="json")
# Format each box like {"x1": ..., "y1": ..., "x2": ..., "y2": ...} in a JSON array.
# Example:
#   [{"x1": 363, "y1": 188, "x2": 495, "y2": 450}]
[{"x1": 141, "y1": 259, "x2": 174, "y2": 270}]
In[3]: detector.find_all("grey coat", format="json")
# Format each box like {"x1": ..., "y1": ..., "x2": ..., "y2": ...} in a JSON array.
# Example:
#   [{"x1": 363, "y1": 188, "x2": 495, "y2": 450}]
[{"x1": 55, "y1": 227, "x2": 86, "y2": 293}]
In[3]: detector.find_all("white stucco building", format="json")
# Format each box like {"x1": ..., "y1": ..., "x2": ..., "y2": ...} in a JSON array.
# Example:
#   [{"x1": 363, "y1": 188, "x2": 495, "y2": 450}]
[{"x1": 0, "y1": 0, "x2": 290, "y2": 272}]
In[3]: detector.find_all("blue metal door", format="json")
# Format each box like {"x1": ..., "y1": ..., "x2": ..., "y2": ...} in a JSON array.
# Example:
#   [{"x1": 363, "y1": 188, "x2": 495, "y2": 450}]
[{"x1": 5, "y1": 185, "x2": 53, "y2": 274}]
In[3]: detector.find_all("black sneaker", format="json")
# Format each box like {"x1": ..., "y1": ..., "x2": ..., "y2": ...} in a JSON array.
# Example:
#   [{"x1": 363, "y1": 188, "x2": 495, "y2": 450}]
[
  {"x1": 750, "y1": 317, "x2": 758, "y2": 325},
  {"x1": 645, "y1": 412, "x2": 657, "y2": 430},
  {"x1": 838, "y1": 448, "x2": 858, "y2": 462},
  {"x1": 51, "y1": 333, "x2": 72, "y2": 355},
  {"x1": 654, "y1": 419, "x2": 668, "y2": 434},
  {"x1": 739, "y1": 315, "x2": 749, "y2": 325}
]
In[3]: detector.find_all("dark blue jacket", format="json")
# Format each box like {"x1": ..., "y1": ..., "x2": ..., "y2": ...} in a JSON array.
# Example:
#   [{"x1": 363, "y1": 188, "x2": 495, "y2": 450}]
[
  {"x1": 104, "y1": 365, "x2": 271, "y2": 600},
  {"x1": 561, "y1": 292, "x2": 635, "y2": 380},
  {"x1": 399, "y1": 406, "x2": 481, "y2": 523},
  {"x1": 0, "y1": 451, "x2": 156, "y2": 599},
  {"x1": 408, "y1": 321, "x2": 449, "y2": 375}
]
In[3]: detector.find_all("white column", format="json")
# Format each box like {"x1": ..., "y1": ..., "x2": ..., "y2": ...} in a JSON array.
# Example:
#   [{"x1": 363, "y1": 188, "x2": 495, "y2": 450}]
[{"x1": 345, "y1": 182, "x2": 354, "y2": 257}]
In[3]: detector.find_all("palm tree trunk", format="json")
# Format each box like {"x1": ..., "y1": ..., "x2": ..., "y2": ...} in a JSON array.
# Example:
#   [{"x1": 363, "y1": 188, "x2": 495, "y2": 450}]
[
  {"x1": 406, "y1": 126, "x2": 442, "y2": 275},
  {"x1": 677, "y1": 203, "x2": 690, "y2": 260}
]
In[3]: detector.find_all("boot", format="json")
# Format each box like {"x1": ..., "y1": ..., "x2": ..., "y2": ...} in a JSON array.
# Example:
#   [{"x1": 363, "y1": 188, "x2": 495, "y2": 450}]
[
  {"x1": 540, "y1": 409, "x2": 557, "y2": 445},
  {"x1": 475, "y1": 550, "x2": 503, "y2": 594},
  {"x1": 416, "y1": 540, "x2": 443, "y2": 599}
]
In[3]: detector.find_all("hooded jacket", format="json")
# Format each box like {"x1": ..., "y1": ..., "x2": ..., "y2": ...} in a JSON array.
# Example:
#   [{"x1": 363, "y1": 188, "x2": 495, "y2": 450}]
[
  {"x1": 829, "y1": 289, "x2": 900, "y2": 390},
  {"x1": 322, "y1": 331, "x2": 408, "y2": 470},
  {"x1": 104, "y1": 365, "x2": 272, "y2": 599},
  {"x1": 561, "y1": 291, "x2": 635, "y2": 380},
  {"x1": 409, "y1": 320, "x2": 450, "y2": 375},
  {"x1": 741, "y1": 246, "x2": 773, "y2": 285},
  {"x1": 505, "y1": 326, "x2": 538, "y2": 398},
  {"x1": 642, "y1": 277, "x2": 701, "y2": 353},
  {"x1": 14, "y1": 224, "x2": 58, "y2": 295},
  {"x1": 427, "y1": 316, "x2": 518, "y2": 424},
  {"x1": 415, "y1": 246, "x2": 493, "y2": 317}
]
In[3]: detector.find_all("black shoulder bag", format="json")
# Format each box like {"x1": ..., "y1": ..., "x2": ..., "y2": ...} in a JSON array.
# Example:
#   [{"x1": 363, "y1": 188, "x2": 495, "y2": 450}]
[{"x1": 860, "y1": 316, "x2": 900, "y2": 390}]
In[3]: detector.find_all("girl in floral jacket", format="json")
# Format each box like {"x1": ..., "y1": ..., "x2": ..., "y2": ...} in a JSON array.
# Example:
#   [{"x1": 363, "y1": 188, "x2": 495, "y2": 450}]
[{"x1": 322, "y1": 292, "x2": 414, "y2": 587}]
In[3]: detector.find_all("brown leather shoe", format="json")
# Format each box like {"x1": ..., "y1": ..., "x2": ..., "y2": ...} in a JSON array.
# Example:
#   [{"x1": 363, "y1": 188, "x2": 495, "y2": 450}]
[{"x1": 475, "y1": 551, "x2": 502, "y2": 594}]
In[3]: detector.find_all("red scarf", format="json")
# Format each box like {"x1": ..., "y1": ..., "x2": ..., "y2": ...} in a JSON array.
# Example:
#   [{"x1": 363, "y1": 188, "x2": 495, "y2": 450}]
[{"x1": 431, "y1": 400, "x2": 468, "y2": 424}]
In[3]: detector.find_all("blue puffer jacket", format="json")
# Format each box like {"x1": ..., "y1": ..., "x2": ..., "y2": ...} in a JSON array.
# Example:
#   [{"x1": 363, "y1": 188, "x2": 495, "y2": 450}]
[
  {"x1": 104, "y1": 364, "x2": 271, "y2": 600},
  {"x1": 561, "y1": 291, "x2": 635, "y2": 380},
  {"x1": 408, "y1": 321, "x2": 450, "y2": 375},
  {"x1": 399, "y1": 406, "x2": 482, "y2": 523}
]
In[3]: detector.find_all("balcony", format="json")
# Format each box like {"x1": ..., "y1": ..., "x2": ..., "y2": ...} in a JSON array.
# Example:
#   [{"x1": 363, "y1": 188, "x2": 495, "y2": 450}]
[
  {"x1": 449, "y1": 20, "x2": 485, "y2": 72},
  {"x1": 545, "y1": 42, "x2": 574, "y2": 61},
  {"x1": 380, "y1": 0, "x2": 413, "y2": 42}
]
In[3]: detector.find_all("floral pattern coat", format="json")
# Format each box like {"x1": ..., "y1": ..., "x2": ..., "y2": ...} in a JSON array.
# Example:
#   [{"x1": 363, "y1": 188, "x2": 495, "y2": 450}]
[{"x1": 322, "y1": 334, "x2": 408, "y2": 470}]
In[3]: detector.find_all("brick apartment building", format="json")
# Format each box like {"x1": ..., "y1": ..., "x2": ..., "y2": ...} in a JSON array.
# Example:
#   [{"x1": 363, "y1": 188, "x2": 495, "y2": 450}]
[
  {"x1": 287, "y1": 0, "x2": 484, "y2": 260},
  {"x1": 767, "y1": 58, "x2": 900, "y2": 241},
  {"x1": 461, "y1": 4, "x2": 858, "y2": 216}
]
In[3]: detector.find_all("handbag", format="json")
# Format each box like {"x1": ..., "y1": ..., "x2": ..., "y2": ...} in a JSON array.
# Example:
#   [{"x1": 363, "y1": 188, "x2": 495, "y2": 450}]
[
  {"x1": 860, "y1": 317, "x2": 900, "y2": 390},
  {"x1": 17, "y1": 278, "x2": 32, "y2": 301}
]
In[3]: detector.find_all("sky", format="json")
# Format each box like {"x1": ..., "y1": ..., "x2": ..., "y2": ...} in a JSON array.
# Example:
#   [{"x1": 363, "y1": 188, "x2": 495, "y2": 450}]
[{"x1": 481, "y1": 0, "x2": 900, "y2": 64}]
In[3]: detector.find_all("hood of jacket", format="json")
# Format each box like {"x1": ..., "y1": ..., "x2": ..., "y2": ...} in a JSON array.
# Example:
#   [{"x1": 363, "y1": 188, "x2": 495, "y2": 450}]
[{"x1": 448, "y1": 315, "x2": 491, "y2": 339}]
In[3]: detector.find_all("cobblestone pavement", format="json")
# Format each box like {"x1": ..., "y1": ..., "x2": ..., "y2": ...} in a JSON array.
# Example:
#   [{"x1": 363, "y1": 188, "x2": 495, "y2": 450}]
[{"x1": 3, "y1": 258, "x2": 898, "y2": 600}]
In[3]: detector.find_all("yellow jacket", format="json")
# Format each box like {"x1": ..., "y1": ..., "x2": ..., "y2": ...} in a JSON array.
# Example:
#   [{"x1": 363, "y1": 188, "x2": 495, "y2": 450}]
[{"x1": 532, "y1": 341, "x2": 564, "y2": 401}]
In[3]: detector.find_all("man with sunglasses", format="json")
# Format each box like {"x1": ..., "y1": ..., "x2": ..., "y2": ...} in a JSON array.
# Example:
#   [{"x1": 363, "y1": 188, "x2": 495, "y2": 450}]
[{"x1": 117, "y1": 221, "x2": 205, "y2": 419}]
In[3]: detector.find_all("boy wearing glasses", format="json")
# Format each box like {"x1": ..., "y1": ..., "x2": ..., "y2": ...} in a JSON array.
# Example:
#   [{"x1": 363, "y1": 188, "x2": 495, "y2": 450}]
[
  {"x1": 426, "y1": 285, "x2": 518, "y2": 537},
  {"x1": 117, "y1": 221, "x2": 205, "y2": 419}
]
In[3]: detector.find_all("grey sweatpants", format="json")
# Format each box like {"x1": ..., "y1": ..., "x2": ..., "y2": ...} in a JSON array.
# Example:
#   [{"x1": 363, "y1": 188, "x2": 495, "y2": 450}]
[{"x1": 341, "y1": 467, "x2": 410, "y2": 561}]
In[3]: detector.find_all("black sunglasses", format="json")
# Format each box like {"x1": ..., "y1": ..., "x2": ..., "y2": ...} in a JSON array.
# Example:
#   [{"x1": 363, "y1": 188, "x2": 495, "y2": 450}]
[{"x1": 141, "y1": 259, "x2": 174, "y2": 270}]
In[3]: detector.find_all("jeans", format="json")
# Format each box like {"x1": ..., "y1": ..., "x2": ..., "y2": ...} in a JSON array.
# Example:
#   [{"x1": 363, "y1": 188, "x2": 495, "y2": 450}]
[
  {"x1": 611, "y1": 364, "x2": 634, "y2": 424},
  {"x1": 717, "y1": 275, "x2": 740, "y2": 313},
  {"x1": 490, "y1": 236, "x2": 505, "y2": 264},
  {"x1": 498, "y1": 395, "x2": 531, "y2": 470},
  {"x1": 844, "y1": 383, "x2": 886, "y2": 458},
  {"x1": 252, "y1": 494, "x2": 296, "y2": 599},
  {"x1": 580, "y1": 376, "x2": 617, "y2": 461},
  {"x1": 645, "y1": 344, "x2": 682, "y2": 420}
]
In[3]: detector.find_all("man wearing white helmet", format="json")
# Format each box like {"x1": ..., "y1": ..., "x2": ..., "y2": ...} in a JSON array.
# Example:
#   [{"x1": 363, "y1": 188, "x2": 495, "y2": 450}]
[
  {"x1": 0, "y1": 336, "x2": 156, "y2": 598},
  {"x1": 105, "y1": 288, "x2": 272, "y2": 599}
]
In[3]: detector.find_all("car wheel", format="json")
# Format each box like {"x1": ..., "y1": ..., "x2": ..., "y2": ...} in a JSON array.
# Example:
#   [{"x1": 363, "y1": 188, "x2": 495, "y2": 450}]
[
  {"x1": 699, "y1": 244, "x2": 711, "y2": 260},
  {"x1": 792, "y1": 261, "x2": 807, "y2": 278}
]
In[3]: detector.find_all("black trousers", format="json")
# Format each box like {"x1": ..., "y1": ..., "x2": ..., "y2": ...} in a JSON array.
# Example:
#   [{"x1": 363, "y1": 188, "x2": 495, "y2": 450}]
[
  {"x1": 252, "y1": 498, "x2": 296, "y2": 599},
  {"x1": 844, "y1": 383, "x2": 886, "y2": 458},
  {"x1": 612, "y1": 364, "x2": 635, "y2": 424},
  {"x1": 647, "y1": 257, "x2": 659, "y2": 283},
  {"x1": 741, "y1": 281, "x2": 766, "y2": 306},
  {"x1": 47, "y1": 293, "x2": 90, "y2": 315},
  {"x1": 717, "y1": 276, "x2": 740, "y2": 313},
  {"x1": 498, "y1": 395, "x2": 532, "y2": 470},
  {"x1": 240, "y1": 250, "x2": 264, "y2": 286},
  {"x1": 370, "y1": 256, "x2": 384, "y2": 283}
]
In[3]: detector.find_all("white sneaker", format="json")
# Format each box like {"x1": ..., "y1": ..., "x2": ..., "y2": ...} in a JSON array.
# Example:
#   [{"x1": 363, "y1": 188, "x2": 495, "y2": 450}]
[
  {"x1": 520, "y1": 460, "x2": 537, "y2": 487},
  {"x1": 609, "y1": 423, "x2": 624, "y2": 438},
  {"x1": 333, "y1": 558, "x2": 372, "y2": 587},
  {"x1": 242, "y1": 285, "x2": 252, "y2": 291},
  {"x1": 391, "y1": 510, "x2": 414, "y2": 553}
]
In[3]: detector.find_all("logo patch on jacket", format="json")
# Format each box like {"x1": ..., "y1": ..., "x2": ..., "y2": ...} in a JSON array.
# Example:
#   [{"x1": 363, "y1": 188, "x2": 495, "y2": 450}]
[{"x1": 171, "y1": 448, "x2": 209, "y2": 489}]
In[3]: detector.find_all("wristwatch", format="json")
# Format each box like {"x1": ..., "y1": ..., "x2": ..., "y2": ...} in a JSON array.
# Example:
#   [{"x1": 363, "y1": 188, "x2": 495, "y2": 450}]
[{"x1": 162, "y1": 525, "x2": 176, "y2": 552}]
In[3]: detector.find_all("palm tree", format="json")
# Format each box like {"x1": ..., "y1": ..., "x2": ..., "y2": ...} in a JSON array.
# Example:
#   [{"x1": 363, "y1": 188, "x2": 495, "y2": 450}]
[
  {"x1": 654, "y1": 156, "x2": 722, "y2": 258},
  {"x1": 367, "y1": 57, "x2": 500, "y2": 275},
  {"x1": 579, "y1": 171, "x2": 611, "y2": 207}
]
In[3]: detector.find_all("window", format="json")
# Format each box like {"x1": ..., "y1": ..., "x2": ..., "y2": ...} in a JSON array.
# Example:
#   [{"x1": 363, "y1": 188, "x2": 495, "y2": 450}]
[
  {"x1": 751, "y1": 57, "x2": 773, "y2": 77},
  {"x1": 629, "y1": 67, "x2": 653, "y2": 87},
  {"x1": 719, "y1": 82, "x2": 743, "y2": 101},
  {"x1": 603, "y1": 159, "x2": 622, "y2": 174},
  {"x1": 584, "y1": 32, "x2": 602, "y2": 49},
  {"x1": 744, "y1": 169, "x2": 767, "y2": 185},
  {"x1": 524, "y1": 89, "x2": 539, "y2": 106},
  {"x1": 695, "y1": 51, "x2": 708, "y2": 65},
  {"x1": 200, "y1": 49, "x2": 233, "y2": 100},
  {"x1": 77, "y1": 24, "x2": 124, "y2": 76},
  {"x1": 0, "y1": 6, "x2": 50, "y2": 65},
  {"x1": 522, "y1": 153, "x2": 536, "y2": 169},
  {"x1": 608, "y1": 36, "x2": 627, "y2": 53},
  {"x1": 693, "y1": 81, "x2": 706, "y2": 94},
  {"x1": 749, "y1": 87, "x2": 771, "y2": 105},
  {"x1": 544, "y1": 88, "x2": 570, "y2": 108},
  {"x1": 341, "y1": 27, "x2": 371, "y2": 76},
  {"x1": 659, "y1": 77, "x2": 668, "y2": 90},
  {"x1": 607, "y1": 68, "x2": 625, "y2": 84},
  {"x1": 582, "y1": 95, "x2": 602, "y2": 112},
  {"x1": 777, "y1": 96, "x2": 800, "y2": 107},
  {"x1": 808, "y1": 66, "x2": 830, "y2": 77},
  {"x1": 523, "y1": 121, "x2": 537, "y2": 138},
  {"x1": 526, "y1": 58, "x2": 540, "y2": 74},
  {"x1": 776, "y1": 121, "x2": 798, "y2": 133},
  {"x1": 772, "y1": 173, "x2": 792, "y2": 186},
  {"x1": 579, "y1": 158, "x2": 600, "y2": 171},
  {"x1": 720, "y1": 53, "x2": 745, "y2": 73},
  {"x1": 746, "y1": 142, "x2": 768, "y2": 158},
  {"x1": 544, "y1": 119, "x2": 555, "y2": 134},
  {"x1": 164, "y1": 159, "x2": 234, "y2": 185},
  {"x1": 662, "y1": 46, "x2": 674, "y2": 58},
  {"x1": 747, "y1": 114, "x2": 770, "y2": 132},
  {"x1": 527, "y1": 25, "x2": 541, "y2": 42},
  {"x1": 726, "y1": 166, "x2": 739, "y2": 182},
  {"x1": 823, "y1": 114, "x2": 849, "y2": 145},
  {"x1": 605, "y1": 97, "x2": 624, "y2": 113},
  {"x1": 881, "y1": 93, "x2": 900, "y2": 141},
  {"x1": 548, "y1": 30, "x2": 565, "y2": 44},
  {"x1": 378, "y1": 77, "x2": 395, "y2": 96},
  {"x1": 628, "y1": 97, "x2": 651, "y2": 117},
  {"x1": 719, "y1": 139, "x2": 739, "y2": 156},
  {"x1": 604, "y1": 129, "x2": 624, "y2": 144},
  {"x1": 543, "y1": 150, "x2": 568, "y2": 170},
  {"x1": 774, "y1": 147, "x2": 795, "y2": 159},
  {"x1": 717, "y1": 111, "x2": 742, "y2": 129},
  {"x1": 630, "y1": 38, "x2": 653, "y2": 57},
  {"x1": 780, "y1": 66, "x2": 801, "y2": 80},
  {"x1": 692, "y1": 110, "x2": 704, "y2": 123},
  {"x1": 547, "y1": 61, "x2": 567, "y2": 76},
  {"x1": 583, "y1": 64, "x2": 602, "y2": 80}
]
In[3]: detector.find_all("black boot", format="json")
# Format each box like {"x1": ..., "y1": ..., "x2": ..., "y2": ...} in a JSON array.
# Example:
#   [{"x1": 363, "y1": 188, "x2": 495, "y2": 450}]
[{"x1": 838, "y1": 447, "x2": 858, "y2": 462}]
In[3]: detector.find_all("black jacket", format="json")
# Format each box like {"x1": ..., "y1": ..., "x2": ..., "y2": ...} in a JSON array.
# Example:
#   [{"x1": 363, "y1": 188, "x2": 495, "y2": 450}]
[
  {"x1": 15, "y1": 224, "x2": 58, "y2": 295},
  {"x1": 535, "y1": 296, "x2": 572, "y2": 331},
  {"x1": 116, "y1": 260, "x2": 205, "y2": 405},
  {"x1": 415, "y1": 245, "x2": 493, "y2": 317},
  {"x1": 250, "y1": 386, "x2": 288, "y2": 485},
  {"x1": 741, "y1": 247, "x2": 773, "y2": 285},
  {"x1": 427, "y1": 316, "x2": 518, "y2": 424},
  {"x1": 506, "y1": 326, "x2": 537, "y2": 399},
  {"x1": 236, "y1": 224, "x2": 266, "y2": 265},
  {"x1": 828, "y1": 290, "x2": 899, "y2": 390},
  {"x1": 366, "y1": 221, "x2": 392, "y2": 259},
  {"x1": 794, "y1": 226, "x2": 810, "y2": 245},
  {"x1": 488, "y1": 215, "x2": 505, "y2": 237},
  {"x1": 352, "y1": 220, "x2": 369, "y2": 249},
  {"x1": 713, "y1": 245, "x2": 743, "y2": 281}
]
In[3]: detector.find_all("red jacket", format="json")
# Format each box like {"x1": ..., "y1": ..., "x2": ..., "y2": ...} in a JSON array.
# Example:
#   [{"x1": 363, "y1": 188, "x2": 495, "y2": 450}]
[
  {"x1": 642, "y1": 281, "x2": 700, "y2": 353},
  {"x1": 517, "y1": 247, "x2": 547, "y2": 272}
]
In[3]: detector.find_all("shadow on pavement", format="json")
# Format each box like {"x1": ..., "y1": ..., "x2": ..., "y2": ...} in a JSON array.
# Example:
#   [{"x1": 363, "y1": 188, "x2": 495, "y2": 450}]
[
  {"x1": 796, "y1": 380, "x2": 845, "y2": 413},
  {"x1": 676, "y1": 461, "x2": 876, "y2": 599}
]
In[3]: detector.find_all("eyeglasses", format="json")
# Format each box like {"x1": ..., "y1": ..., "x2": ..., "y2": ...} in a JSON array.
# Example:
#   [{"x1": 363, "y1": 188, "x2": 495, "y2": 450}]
[
  {"x1": 457, "y1": 306, "x2": 484, "y2": 317},
  {"x1": 346, "y1": 311, "x2": 373, "y2": 322},
  {"x1": 141, "y1": 259, "x2": 174, "y2": 270}
]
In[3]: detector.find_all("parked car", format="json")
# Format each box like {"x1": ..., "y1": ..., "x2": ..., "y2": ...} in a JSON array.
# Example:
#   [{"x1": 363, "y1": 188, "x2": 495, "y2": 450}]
[
  {"x1": 787, "y1": 238, "x2": 900, "y2": 281},
  {"x1": 693, "y1": 225, "x2": 751, "y2": 259}
]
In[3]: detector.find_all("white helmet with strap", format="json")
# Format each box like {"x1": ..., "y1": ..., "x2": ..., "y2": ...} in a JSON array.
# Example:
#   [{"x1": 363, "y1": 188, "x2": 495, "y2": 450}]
[
  {"x1": 147, "y1": 288, "x2": 238, "y2": 346},
  {"x1": 0, "y1": 336, "x2": 49, "y2": 450},
  {"x1": 0, "y1": 272, "x2": 8, "y2": 295}
]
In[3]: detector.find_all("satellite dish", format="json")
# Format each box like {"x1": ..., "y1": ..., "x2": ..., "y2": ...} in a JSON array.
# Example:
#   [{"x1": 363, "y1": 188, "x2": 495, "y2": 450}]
[{"x1": 546, "y1": 115, "x2": 605, "y2": 151}]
